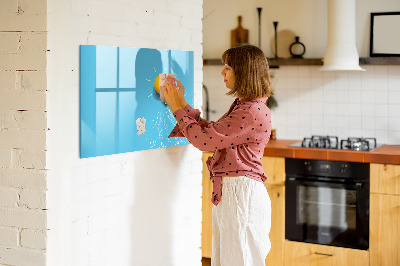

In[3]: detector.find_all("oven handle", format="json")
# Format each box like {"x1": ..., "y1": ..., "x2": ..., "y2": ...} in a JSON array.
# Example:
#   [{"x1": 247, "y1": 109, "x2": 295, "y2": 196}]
[
  {"x1": 286, "y1": 177, "x2": 364, "y2": 189},
  {"x1": 314, "y1": 252, "x2": 335, "y2": 257}
]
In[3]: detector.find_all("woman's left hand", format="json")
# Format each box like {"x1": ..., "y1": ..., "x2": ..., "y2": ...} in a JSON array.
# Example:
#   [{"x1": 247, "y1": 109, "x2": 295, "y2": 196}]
[{"x1": 161, "y1": 79, "x2": 183, "y2": 113}]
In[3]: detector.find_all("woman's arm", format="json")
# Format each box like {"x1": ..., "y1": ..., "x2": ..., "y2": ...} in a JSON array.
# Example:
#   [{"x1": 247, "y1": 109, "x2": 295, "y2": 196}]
[
  {"x1": 163, "y1": 77, "x2": 211, "y2": 137},
  {"x1": 172, "y1": 107, "x2": 256, "y2": 152},
  {"x1": 163, "y1": 78, "x2": 265, "y2": 151}
]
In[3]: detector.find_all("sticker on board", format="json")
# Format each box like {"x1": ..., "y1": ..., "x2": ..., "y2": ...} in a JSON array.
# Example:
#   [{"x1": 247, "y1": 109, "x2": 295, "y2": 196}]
[{"x1": 80, "y1": 45, "x2": 194, "y2": 158}]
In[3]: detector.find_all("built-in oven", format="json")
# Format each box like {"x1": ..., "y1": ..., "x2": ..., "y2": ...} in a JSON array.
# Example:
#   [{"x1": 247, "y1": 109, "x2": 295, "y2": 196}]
[{"x1": 285, "y1": 158, "x2": 370, "y2": 250}]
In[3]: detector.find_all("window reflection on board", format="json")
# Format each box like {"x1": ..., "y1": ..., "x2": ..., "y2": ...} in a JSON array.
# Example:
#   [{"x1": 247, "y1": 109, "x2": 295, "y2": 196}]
[{"x1": 80, "y1": 45, "x2": 194, "y2": 158}]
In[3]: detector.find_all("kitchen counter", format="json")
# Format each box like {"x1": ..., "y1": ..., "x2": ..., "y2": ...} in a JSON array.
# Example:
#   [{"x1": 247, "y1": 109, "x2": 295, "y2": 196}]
[{"x1": 263, "y1": 139, "x2": 400, "y2": 164}]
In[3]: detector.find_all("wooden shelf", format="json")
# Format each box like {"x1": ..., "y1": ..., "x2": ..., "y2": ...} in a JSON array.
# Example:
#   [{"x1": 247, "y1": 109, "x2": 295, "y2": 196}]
[
  {"x1": 268, "y1": 58, "x2": 322, "y2": 67},
  {"x1": 203, "y1": 57, "x2": 400, "y2": 67},
  {"x1": 203, "y1": 58, "x2": 323, "y2": 67},
  {"x1": 359, "y1": 57, "x2": 400, "y2": 65}
]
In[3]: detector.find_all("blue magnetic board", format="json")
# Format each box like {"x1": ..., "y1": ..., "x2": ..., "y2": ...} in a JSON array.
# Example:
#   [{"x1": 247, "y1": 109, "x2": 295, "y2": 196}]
[{"x1": 80, "y1": 45, "x2": 194, "y2": 158}]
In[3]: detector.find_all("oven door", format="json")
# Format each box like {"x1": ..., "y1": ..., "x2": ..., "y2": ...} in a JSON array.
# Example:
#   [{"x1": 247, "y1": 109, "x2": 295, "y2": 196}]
[{"x1": 285, "y1": 177, "x2": 369, "y2": 250}]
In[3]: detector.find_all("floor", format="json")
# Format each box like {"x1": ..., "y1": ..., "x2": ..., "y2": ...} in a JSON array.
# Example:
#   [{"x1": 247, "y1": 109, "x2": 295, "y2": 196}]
[{"x1": 202, "y1": 257, "x2": 211, "y2": 266}]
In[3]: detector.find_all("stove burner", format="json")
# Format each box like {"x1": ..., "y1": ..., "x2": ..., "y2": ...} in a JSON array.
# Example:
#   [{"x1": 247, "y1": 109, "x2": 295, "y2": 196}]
[
  {"x1": 340, "y1": 137, "x2": 377, "y2": 151},
  {"x1": 295, "y1": 136, "x2": 378, "y2": 151},
  {"x1": 301, "y1": 135, "x2": 339, "y2": 149}
]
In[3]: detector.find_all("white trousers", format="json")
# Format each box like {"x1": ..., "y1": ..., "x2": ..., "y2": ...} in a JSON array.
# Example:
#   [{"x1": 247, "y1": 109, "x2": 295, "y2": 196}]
[{"x1": 212, "y1": 176, "x2": 271, "y2": 266}]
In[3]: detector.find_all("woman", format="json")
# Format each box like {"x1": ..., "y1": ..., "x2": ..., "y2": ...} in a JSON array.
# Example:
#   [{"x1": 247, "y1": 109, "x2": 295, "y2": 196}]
[{"x1": 162, "y1": 44, "x2": 273, "y2": 266}]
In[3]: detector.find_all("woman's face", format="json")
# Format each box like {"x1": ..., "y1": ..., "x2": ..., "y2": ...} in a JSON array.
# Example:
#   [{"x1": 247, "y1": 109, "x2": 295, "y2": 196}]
[{"x1": 220, "y1": 64, "x2": 235, "y2": 89}]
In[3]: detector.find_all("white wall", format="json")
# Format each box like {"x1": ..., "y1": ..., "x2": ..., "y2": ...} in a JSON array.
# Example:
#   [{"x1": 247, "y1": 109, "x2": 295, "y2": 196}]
[
  {"x1": 203, "y1": 0, "x2": 400, "y2": 145},
  {"x1": 271, "y1": 65, "x2": 400, "y2": 144},
  {"x1": 204, "y1": 0, "x2": 326, "y2": 59},
  {"x1": 204, "y1": 65, "x2": 400, "y2": 144},
  {"x1": 203, "y1": 0, "x2": 400, "y2": 58},
  {"x1": 46, "y1": 0, "x2": 203, "y2": 266},
  {"x1": 0, "y1": 0, "x2": 48, "y2": 265}
]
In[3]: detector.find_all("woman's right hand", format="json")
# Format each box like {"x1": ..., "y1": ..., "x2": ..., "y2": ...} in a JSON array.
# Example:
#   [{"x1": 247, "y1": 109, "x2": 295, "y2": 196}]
[{"x1": 168, "y1": 76, "x2": 187, "y2": 108}]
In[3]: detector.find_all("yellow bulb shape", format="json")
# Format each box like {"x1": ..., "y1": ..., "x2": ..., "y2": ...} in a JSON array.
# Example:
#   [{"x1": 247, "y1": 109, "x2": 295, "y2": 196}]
[{"x1": 154, "y1": 76, "x2": 160, "y2": 94}]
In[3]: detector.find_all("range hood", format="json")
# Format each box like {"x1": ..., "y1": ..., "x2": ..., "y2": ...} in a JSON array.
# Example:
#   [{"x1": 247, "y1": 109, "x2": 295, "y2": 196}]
[{"x1": 320, "y1": 0, "x2": 365, "y2": 71}]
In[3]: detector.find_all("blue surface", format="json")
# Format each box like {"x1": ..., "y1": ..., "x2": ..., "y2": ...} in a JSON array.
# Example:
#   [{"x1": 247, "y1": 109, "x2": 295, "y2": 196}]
[{"x1": 80, "y1": 45, "x2": 194, "y2": 158}]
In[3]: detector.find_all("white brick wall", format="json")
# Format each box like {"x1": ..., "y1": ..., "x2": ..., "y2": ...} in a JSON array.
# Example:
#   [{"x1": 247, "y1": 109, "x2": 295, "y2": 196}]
[
  {"x1": 0, "y1": 247, "x2": 46, "y2": 266},
  {"x1": 0, "y1": 227, "x2": 19, "y2": 247},
  {"x1": 46, "y1": 1, "x2": 203, "y2": 266},
  {"x1": 21, "y1": 229, "x2": 47, "y2": 250},
  {"x1": 0, "y1": 187, "x2": 19, "y2": 208},
  {"x1": 2, "y1": 0, "x2": 203, "y2": 265},
  {"x1": 0, "y1": 0, "x2": 48, "y2": 265}
]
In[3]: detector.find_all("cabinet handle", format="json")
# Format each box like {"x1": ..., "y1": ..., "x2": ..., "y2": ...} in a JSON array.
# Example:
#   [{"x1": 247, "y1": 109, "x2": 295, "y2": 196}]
[{"x1": 314, "y1": 252, "x2": 335, "y2": 257}]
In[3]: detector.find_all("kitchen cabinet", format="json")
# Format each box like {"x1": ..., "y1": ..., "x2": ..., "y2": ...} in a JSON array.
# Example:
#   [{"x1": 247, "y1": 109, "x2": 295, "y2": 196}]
[
  {"x1": 202, "y1": 156, "x2": 400, "y2": 265},
  {"x1": 264, "y1": 184, "x2": 284, "y2": 266},
  {"x1": 201, "y1": 152, "x2": 213, "y2": 258},
  {"x1": 370, "y1": 163, "x2": 400, "y2": 195},
  {"x1": 370, "y1": 163, "x2": 400, "y2": 266},
  {"x1": 261, "y1": 156, "x2": 285, "y2": 266},
  {"x1": 201, "y1": 154, "x2": 286, "y2": 266},
  {"x1": 370, "y1": 193, "x2": 400, "y2": 266},
  {"x1": 284, "y1": 241, "x2": 369, "y2": 266},
  {"x1": 261, "y1": 156, "x2": 285, "y2": 186}
]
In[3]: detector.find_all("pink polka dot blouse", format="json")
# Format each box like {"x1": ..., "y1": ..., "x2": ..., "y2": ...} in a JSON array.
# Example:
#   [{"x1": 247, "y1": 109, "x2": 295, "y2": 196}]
[{"x1": 169, "y1": 97, "x2": 272, "y2": 206}]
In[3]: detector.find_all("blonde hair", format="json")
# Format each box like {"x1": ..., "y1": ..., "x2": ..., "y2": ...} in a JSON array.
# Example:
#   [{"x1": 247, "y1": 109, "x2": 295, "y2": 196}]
[{"x1": 221, "y1": 44, "x2": 273, "y2": 99}]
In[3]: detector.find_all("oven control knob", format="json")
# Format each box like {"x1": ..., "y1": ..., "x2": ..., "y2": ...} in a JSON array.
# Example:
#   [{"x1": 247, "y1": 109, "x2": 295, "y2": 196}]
[
  {"x1": 340, "y1": 164, "x2": 347, "y2": 174},
  {"x1": 304, "y1": 161, "x2": 312, "y2": 171}
]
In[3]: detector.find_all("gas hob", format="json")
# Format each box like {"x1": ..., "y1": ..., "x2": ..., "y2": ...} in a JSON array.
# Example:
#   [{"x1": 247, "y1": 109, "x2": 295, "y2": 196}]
[{"x1": 289, "y1": 135, "x2": 382, "y2": 151}]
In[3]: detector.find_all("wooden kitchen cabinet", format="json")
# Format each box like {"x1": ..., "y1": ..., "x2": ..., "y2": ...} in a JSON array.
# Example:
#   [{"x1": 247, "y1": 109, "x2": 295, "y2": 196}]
[
  {"x1": 262, "y1": 156, "x2": 285, "y2": 266},
  {"x1": 264, "y1": 184, "x2": 285, "y2": 266},
  {"x1": 201, "y1": 154, "x2": 286, "y2": 266},
  {"x1": 370, "y1": 193, "x2": 400, "y2": 266},
  {"x1": 370, "y1": 163, "x2": 400, "y2": 195},
  {"x1": 370, "y1": 163, "x2": 400, "y2": 266},
  {"x1": 284, "y1": 241, "x2": 369, "y2": 266},
  {"x1": 202, "y1": 152, "x2": 213, "y2": 258},
  {"x1": 261, "y1": 156, "x2": 285, "y2": 186}
]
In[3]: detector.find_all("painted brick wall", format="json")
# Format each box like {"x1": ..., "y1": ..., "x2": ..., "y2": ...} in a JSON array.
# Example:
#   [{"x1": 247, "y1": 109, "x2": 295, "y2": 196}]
[
  {"x1": 46, "y1": 0, "x2": 203, "y2": 266},
  {"x1": 0, "y1": 0, "x2": 48, "y2": 265}
]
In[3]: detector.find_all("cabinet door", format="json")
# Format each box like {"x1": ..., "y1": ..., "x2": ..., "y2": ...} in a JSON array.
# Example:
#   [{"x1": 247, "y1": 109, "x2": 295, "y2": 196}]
[
  {"x1": 370, "y1": 193, "x2": 400, "y2": 266},
  {"x1": 370, "y1": 163, "x2": 400, "y2": 195},
  {"x1": 265, "y1": 185, "x2": 284, "y2": 266},
  {"x1": 284, "y1": 241, "x2": 369, "y2": 266},
  {"x1": 261, "y1": 156, "x2": 285, "y2": 185},
  {"x1": 202, "y1": 152, "x2": 213, "y2": 258}
]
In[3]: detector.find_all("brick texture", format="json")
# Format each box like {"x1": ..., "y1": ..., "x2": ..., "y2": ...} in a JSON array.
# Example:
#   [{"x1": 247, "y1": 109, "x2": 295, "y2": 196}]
[
  {"x1": 0, "y1": 247, "x2": 46, "y2": 266},
  {"x1": 46, "y1": 0, "x2": 203, "y2": 265},
  {"x1": 0, "y1": 208, "x2": 47, "y2": 230},
  {"x1": 21, "y1": 229, "x2": 47, "y2": 249},
  {"x1": 0, "y1": 227, "x2": 19, "y2": 247},
  {"x1": 0, "y1": 0, "x2": 47, "y2": 264},
  {"x1": 3, "y1": 0, "x2": 203, "y2": 265},
  {"x1": 0, "y1": 187, "x2": 19, "y2": 208},
  {"x1": 19, "y1": 189, "x2": 47, "y2": 209}
]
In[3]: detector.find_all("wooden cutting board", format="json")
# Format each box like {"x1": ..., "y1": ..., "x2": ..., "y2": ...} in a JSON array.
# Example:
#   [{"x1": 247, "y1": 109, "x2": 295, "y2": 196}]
[{"x1": 231, "y1": 16, "x2": 249, "y2": 48}]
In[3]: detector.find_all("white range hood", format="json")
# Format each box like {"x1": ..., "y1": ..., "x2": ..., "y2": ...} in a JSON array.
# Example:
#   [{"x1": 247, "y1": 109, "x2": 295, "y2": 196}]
[{"x1": 320, "y1": 0, "x2": 365, "y2": 71}]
